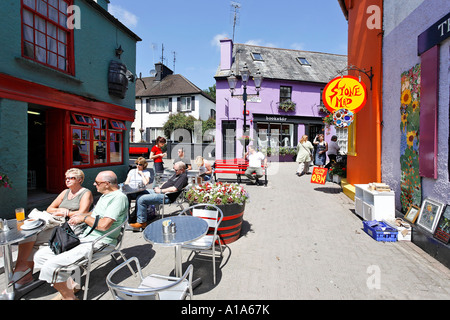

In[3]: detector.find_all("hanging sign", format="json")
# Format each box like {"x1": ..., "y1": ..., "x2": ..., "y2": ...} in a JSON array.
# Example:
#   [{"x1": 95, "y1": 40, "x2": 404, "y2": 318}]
[
  {"x1": 322, "y1": 75, "x2": 367, "y2": 114},
  {"x1": 311, "y1": 167, "x2": 328, "y2": 185}
]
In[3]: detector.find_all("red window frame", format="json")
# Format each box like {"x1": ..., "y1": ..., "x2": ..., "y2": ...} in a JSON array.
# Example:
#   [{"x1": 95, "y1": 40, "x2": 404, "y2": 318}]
[
  {"x1": 70, "y1": 113, "x2": 124, "y2": 168},
  {"x1": 21, "y1": 0, "x2": 75, "y2": 75}
]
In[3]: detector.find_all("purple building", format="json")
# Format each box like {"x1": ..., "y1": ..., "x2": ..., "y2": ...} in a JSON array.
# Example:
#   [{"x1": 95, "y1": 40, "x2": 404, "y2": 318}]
[{"x1": 214, "y1": 39, "x2": 347, "y2": 159}]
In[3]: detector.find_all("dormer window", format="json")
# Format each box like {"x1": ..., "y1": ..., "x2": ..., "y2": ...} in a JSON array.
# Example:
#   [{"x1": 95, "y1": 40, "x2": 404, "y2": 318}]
[
  {"x1": 251, "y1": 52, "x2": 264, "y2": 61},
  {"x1": 297, "y1": 57, "x2": 310, "y2": 66}
]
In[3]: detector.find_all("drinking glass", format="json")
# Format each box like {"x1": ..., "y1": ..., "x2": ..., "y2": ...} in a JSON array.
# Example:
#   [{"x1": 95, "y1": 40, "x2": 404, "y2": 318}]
[{"x1": 15, "y1": 207, "x2": 25, "y2": 222}]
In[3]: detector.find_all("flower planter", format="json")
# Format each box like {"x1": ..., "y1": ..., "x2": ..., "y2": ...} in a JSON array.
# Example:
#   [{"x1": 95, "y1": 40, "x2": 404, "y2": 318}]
[
  {"x1": 186, "y1": 182, "x2": 248, "y2": 244},
  {"x1": 215, "y1": 202, "x2": 245, "y2": 244},
  {"x1": 332, "y1": 175, "x2": 341, "y2": 184}
]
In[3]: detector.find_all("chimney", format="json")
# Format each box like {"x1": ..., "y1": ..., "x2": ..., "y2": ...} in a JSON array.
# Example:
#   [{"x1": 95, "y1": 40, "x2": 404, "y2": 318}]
[
  {"x1": 154, "y1": 63, "x2": 173, "y2": 81},
  {"x1": 94, "y1": 0, "x2": 109, "y2": 11},
  {"x1": 220, "y1": 38, "x2": 233, "y2": 70}
]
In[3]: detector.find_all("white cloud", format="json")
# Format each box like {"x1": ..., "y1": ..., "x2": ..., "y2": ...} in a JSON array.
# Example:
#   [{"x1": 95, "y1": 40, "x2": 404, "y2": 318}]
[
  {"x1": 211, "y1": 33, "x2": 230, "y2": 49},
  {"x1": 245, "y1": 39, "x2": 277, "y2": 48},
  {"x1": 291, "y1": 42, "x2": 306, "y2": 51},
  {"x1": 108, "y1": 4, "x2": 138, "y2": 29}
]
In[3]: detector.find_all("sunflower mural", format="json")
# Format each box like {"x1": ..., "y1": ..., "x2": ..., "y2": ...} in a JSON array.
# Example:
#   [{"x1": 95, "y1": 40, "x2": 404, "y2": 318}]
[{"x1": 400, "y1": 64, "x2": 421, "y2": 213}]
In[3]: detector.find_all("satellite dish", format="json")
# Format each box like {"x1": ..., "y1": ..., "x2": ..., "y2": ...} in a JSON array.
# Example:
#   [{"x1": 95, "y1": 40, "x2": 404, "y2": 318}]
[{"x1": 150, "y1": 69, "x2": 156, "y2": 76}]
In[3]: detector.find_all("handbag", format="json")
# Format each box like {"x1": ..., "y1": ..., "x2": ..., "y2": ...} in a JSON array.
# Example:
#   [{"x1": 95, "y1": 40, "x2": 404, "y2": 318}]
[{"x1": 49, "y1": 216, "x2": 99, "y2": 255}]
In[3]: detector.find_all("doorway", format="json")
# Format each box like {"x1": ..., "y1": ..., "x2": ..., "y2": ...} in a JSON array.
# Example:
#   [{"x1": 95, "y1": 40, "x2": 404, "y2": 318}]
[
  {"x1": 222, "y1": 120, "x2": 236, "y2": 159},
  {"x1": 28, "y1": 109, "x2": 47, "y2": 191}
]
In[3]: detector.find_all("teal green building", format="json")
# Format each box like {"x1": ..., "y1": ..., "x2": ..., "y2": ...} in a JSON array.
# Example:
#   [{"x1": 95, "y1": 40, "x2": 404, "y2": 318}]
[{"x1": 0, "y1": 0, "x2": 141, "y2": 217}]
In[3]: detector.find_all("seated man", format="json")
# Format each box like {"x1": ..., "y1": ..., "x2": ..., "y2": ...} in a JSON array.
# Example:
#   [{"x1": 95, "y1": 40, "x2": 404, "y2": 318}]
[
  {"x1": 130, "y1": 161, "x2": 188, "y2": 229},
  {"x1": 244, "y1": 145, "x2": 267, "y2": 185},
  {"x1": 34, "y1": 170, "x2": 128, "y2": 300},
  {"x1": 173, "y1": 148, "x2": 192, "y2": 170}
]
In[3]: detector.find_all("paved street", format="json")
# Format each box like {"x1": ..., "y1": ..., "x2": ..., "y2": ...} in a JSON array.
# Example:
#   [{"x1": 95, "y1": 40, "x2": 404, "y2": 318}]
[{"x1": 4, "y1": 162, "x2": 450, "y2": 300}]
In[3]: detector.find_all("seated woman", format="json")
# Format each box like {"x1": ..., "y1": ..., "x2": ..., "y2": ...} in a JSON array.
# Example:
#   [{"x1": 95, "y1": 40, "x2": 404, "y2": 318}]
[
  {"x1": 195, "y1": 156, "x2": 212, "y2": 181},
  {"x1": 124, "y1": 157, "x2": 151, "y2": 222},
  {"x1": 11, "y1": 168, "x2": 93, "y2": 292}
]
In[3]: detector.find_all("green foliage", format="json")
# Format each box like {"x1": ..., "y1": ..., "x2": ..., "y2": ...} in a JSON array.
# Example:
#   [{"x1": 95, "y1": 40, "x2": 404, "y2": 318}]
[{"x1": 162, "y1": 113, "x2": 216, "y2": 140}]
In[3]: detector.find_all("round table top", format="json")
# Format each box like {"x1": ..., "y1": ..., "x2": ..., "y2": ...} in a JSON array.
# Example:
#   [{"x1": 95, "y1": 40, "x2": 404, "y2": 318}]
[
  {"x1": 143, "y1": 215, "x2": 208, "y2": 247},
  {"x1": 0, "y1": 219, "x2": 46, "y2": 246},
  {"x1": 120, "y1": 183, "x2": 151, "y2": 195}
]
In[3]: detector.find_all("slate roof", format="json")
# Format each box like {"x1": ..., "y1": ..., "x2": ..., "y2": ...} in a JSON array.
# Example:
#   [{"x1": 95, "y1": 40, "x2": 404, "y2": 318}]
[
  {"x1": 215, "y1": 43, "x2": 347, "y2": 84},
  {"x1": 135, "y1": 74, "x2": 214, "y2": 102}
]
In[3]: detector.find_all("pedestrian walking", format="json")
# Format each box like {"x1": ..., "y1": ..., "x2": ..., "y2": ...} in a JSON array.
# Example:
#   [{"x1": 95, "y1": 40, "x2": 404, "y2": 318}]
[{"x1": 296, "y1": 135, "x2": 314, "y2": 176}]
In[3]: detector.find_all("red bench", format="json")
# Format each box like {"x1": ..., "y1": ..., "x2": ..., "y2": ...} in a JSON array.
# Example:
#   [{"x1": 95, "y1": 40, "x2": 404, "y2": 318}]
[
  {"x1": 213, "y1": 159, "x2": 268, "y2": 186},
  {"x1": 129, "y1": 146, "x2": 150, "y2": 158}
]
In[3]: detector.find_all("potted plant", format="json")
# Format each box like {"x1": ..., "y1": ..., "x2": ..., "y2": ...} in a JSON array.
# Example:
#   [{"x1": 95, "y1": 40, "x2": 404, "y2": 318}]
[
  {"x1": 186, "y1": 182, "x2": 249, "y2": 244},
  {"x1": 328, "y1": 162, "x2": 346, "y2": 183}
]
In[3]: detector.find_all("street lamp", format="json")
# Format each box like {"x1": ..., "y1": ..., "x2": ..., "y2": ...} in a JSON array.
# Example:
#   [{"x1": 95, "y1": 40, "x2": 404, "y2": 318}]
[{"x1": 227, "y1": 64, "x2": 263, "y2": 153}]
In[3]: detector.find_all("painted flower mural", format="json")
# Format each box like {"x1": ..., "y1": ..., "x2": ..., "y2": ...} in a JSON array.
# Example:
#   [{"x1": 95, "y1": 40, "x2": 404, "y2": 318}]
[{"x1": 400, "y1": 64, "x2": 421, "y2": 213}]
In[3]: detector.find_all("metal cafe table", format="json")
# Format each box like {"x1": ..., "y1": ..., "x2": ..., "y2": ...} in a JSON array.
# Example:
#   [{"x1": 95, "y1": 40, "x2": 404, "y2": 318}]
[
  {"x1": 0, "y1": 219, "x2": 46, "y2": 300},
  {"x1": 143, "y1": 215, "x2": 208, "y2": 278}
]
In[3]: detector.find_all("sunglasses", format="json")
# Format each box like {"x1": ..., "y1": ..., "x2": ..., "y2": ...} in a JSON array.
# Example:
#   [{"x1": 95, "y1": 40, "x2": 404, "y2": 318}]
[
  {"x1": 65, "y1": 177, "x2": 77, "y2": 181},
  {"x1": 94, "y1": 180, "x2": 109, "y2": 185},
  {"x1": 136, "y1": 163, "x2": 144, "y2": 166}
]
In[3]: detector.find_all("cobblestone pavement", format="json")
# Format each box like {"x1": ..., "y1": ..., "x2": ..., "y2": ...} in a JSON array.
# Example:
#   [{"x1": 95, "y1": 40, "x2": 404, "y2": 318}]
[{"x1": 5, "y1": 162, "x2": 450, "y2": 300}]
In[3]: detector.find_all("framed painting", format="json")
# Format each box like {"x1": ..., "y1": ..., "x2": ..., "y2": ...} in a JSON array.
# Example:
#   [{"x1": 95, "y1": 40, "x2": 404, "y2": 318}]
[
  {"x1": 404, "y1": 205, "x2": 420, "y2": 224},
  {"x1": 417, "y1": 198, "x2": 445, "y2": 233},
  {"x1": 434, "y1": 205, "x2": 450, "y2": 244}
]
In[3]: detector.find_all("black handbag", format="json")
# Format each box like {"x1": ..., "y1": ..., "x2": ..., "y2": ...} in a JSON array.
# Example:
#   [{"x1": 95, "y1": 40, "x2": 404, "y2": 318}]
[{"x1": 49, "y1": 216, "x2": 99, "y2": 255}]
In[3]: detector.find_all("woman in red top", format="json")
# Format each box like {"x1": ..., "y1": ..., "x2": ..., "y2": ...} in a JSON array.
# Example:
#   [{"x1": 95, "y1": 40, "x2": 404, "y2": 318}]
[{"x1": 150, "y1": 136, "x2": 167, "y2": 174}]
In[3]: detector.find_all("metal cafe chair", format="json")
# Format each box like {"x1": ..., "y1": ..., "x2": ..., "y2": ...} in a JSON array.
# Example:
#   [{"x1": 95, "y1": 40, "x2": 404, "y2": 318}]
[
  {"x1": 106, "y1": 257, "x2": 194, "y2": 300},
  {"x1": 179, "y1": 204, "x2": 224, "y2": 285},
  {"x1": 52, "y1": 218, "x2": 133, "y2": 300},
  {"x1": 156, "y1": 185, "x2": 189, "y2": 218}
]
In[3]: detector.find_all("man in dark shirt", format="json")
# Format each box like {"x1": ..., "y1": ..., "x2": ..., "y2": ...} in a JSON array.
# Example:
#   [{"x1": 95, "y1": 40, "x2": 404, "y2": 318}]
[{"x1": 130, "y1": 161, "x2": 188, "y2": 229}]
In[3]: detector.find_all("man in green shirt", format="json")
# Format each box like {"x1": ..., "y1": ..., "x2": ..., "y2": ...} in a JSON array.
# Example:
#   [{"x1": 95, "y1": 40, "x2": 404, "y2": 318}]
[{"x1": 34, "y1": 170, "x2": 128, "y2": 300}]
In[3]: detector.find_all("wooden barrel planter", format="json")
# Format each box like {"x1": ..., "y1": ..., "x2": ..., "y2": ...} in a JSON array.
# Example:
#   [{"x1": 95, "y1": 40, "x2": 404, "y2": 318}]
[
  {"x1": 108, "y1": 60, "x2": 129, "y2": 99},
  {"x1": 190, "y1": 202, "x2": 245, "y2": 245},
  {"x1": 215, "y1": 202, "x2": 245, "y2": 244}
]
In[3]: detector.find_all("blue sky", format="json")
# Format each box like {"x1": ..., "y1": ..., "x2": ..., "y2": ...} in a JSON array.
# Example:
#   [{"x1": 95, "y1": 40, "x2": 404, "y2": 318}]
[{"x1": 108, "y1": 0, "x2": 348, "y2": 91}]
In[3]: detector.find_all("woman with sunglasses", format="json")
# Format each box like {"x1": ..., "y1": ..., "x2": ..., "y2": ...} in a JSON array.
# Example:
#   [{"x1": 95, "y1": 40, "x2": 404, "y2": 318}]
[
  {"x1": 125, "y1": 157, "x2": 151, "y2": 187},
  {"x1": 8, "y1": 168, "x2": 93, "y2": 294}
]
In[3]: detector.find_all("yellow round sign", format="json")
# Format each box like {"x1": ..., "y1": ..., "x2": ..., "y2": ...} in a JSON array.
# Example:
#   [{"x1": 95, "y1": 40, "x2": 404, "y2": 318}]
[{"x1": 322, "y1": 76, "x2": 367, "y2": 113}]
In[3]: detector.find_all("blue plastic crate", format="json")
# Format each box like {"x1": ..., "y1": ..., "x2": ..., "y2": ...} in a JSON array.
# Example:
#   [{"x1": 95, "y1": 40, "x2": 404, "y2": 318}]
[{"x1": 363, "y1": 220, "x2": 398, "y2": 242}]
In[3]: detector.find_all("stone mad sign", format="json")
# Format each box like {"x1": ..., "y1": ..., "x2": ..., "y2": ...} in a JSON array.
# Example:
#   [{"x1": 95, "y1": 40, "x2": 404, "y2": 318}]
[{"x1": 322, "y1": 75, "x2": 367, "y2": 114}]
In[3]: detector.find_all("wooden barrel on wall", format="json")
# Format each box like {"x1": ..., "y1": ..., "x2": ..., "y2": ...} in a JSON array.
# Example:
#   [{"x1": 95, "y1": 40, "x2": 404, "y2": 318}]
[
  {"x1": 108, "y1": 60, "x2": 128, "y2": 99},
  {"x1": 216, "y1": 202, "x2": 245, "y2": 244}
]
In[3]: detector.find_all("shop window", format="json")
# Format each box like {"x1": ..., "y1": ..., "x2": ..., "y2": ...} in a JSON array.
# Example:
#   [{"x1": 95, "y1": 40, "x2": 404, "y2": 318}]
[
  {"x1": 72, "y1": 127, "x2": 90, "y2": 165},
  {"x1": 22, "y1": 0, "x2": 74, "y2": 74},
  {"x1": 70, "y1": 113, "x2": 124, "y2": 167},
  {"x1": 109, "y1": 131, "x2": 122, "y2": 163},
  {"x1": 335, "y1": 127, "x2": 348, "y2": 155}
]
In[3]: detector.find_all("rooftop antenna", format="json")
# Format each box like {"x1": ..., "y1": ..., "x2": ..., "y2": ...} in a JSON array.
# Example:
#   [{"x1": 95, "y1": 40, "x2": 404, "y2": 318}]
[
  {"x1": 160, "y1": 43, "x2": 165, "y2": 65},
  {"x1": 230, "y1": 1, "x2": 241, "y2": 43},
  {"x1": 172, "y1": 51, "x2": 176, "y2": 73}
]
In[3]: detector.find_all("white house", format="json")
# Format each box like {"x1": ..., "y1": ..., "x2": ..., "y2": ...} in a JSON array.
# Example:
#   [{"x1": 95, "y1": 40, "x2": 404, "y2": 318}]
[{"x1": 132, "y1": 63, "x2": 215, "y2": 143}]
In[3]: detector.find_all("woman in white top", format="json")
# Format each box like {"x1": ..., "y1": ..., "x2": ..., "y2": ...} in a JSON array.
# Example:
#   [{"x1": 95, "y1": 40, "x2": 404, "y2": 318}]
[
  {"x1": 125, "y1": 157, "x2": 151, "y2": 187},
  {"x1": 296, "y1": 135, "x2": 314, "y2": 176},
  {"x1": 195, "y1": 156, "x2": 212, "y2": 181}
]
